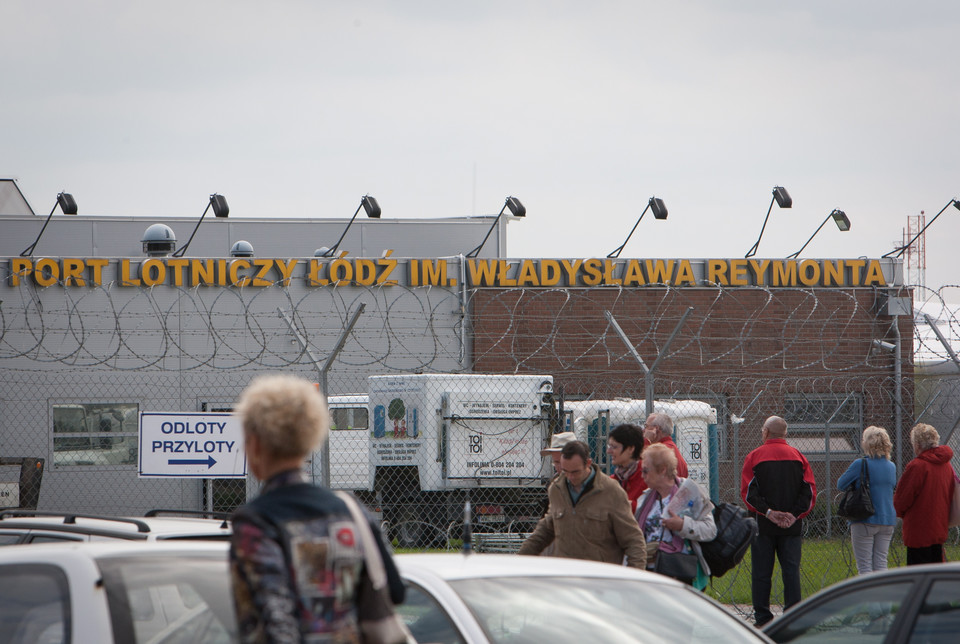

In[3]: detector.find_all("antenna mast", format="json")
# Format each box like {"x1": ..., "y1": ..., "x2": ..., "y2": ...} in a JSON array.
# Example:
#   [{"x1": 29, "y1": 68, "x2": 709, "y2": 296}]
[{"x1": 902, "y1": 211, "x2": 926, "y2": 288}]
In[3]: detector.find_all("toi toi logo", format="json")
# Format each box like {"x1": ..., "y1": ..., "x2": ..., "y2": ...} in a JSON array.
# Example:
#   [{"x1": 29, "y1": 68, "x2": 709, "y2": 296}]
[{"x1": 689, "y1": 439, "x2": 702, "y2": 461}]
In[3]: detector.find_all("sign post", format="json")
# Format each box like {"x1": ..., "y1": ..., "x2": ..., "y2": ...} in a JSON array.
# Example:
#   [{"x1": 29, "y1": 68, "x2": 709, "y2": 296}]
[{"x1": 139, "y1": 412, "x2": 246, "y2": 478}]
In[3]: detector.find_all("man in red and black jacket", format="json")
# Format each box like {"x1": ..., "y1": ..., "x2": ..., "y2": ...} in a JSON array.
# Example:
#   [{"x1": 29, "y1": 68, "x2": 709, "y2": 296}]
[{"x1": 740, "y1": 415, "x2": 816, "y2": 628}]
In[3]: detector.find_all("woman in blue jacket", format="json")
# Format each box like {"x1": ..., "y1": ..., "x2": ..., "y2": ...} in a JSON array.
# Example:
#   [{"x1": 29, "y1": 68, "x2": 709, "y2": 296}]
[{"x1": 837, "y1": 426, "x2": 898, "y2": 574}]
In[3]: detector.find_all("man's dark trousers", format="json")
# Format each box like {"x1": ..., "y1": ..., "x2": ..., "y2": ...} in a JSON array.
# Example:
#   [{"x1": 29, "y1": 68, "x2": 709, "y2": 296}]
[{"x1": 751, "y1": 532, "x2": 802, "y2": 626}]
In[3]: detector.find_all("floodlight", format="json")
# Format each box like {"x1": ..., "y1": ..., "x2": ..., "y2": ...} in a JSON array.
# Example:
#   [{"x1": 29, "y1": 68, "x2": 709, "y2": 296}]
[
  {"x1": 606, "y1": 196, "x2": 668, "y2": 258},
  {"x1": 745, "y1": 186, "x2": 792, "y2": 258},
  {"x1": 172, "y1": 193, "x2": 229, "y2": 257},
  {"x1": 19, "y1": 192, "x2": 78, "y2": 256},
  {"x1": 882, "y1": 198, "x2": 960, "y2": 258},
  {"x1": 465, "y1": 196, "x2": 525, "y2": 258},
  {"x1": 315, "y1": 195, "x2": 381, "y2": 258},
  {"x1": 787, "y1": 209, "x2": 850, "y2": 258}
]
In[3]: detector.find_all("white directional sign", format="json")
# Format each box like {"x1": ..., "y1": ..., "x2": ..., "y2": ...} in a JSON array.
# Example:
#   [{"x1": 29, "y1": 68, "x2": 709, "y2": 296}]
[{"x1": 139, "y1": 412, "x2": 246, "y2": 478}]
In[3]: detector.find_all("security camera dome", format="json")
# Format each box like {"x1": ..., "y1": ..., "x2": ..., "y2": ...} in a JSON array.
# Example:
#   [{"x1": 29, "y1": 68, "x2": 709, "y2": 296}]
[
  {"x1": 141, "y1": 224, "x2": 177, "y2": 257},
  {"x1": 230, "y1": 240, "x2": 254, "y2": 257}
]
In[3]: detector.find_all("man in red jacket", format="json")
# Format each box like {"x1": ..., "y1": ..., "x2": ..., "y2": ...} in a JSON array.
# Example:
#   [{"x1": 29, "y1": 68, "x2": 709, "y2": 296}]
[
  {"x1": 643, "y1": 413, "x2": 688, "y2": 479},
  {"x1": 741, "y1": 416, "x2": 816, "y2": 627},
  {"x1": 894, "y1": 423, "x2": 956, "y2": 565}
]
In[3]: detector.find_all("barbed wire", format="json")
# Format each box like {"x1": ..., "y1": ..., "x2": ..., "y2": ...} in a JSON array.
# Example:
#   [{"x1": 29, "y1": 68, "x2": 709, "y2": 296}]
[{"x1": 3, "y1": 277, "x2": 960, "y2": 613}]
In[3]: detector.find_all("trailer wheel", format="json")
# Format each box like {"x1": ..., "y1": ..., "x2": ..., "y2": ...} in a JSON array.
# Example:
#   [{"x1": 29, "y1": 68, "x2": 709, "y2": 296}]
[{"x1": 387, "y1": 502, "x2": 445, "y2": 549}]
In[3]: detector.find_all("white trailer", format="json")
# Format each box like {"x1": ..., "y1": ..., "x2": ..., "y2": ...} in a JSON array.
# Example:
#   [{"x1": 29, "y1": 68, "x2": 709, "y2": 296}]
[
  {"x1": 561, "y1": 398, "x2": 716, "y2": 490},
  {"x1": 310, "y1": 374, "x2": 555, "y2": 547}
]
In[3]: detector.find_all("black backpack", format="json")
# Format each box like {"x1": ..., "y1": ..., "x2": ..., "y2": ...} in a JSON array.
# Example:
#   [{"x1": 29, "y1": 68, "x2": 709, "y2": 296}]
[{"x1": 700, "y1": 502, "x2": 758, "y2": 578}]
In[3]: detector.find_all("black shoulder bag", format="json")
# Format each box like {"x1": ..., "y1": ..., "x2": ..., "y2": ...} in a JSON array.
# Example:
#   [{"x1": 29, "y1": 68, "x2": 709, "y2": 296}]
[{"x1": 837, "y1": 458, "x2": 875, "y2": 521}]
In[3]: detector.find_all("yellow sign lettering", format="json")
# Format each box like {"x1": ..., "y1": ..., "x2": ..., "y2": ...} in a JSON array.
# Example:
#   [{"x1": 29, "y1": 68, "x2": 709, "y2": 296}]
[
  {"x1": 582, "y1": 258, "x2": 603, "y2": 286},
  {"x1": 141, "y1": 259, "x2": 166, "y2": 286},
  {"x1": 120, "y1": 259, "x2": 141, "y2": 286},
  {"x1": 771, "y1": 261, "x2": 797, "y2": 286},
  {"x1": 707, "y1": 260, "x2": 728, "y2": 285},
  {"x1": 623, "y1": 260, "x2": 646, "y2": 286},
  {"x1": 539, "y1": 260, "x2": 561, "y2": 286}
]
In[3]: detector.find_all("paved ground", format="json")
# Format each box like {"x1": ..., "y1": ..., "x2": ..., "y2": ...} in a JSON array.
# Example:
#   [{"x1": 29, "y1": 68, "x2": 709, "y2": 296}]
[{"x1": 726, "y1": 604, "x2": 783, "y2": 626}]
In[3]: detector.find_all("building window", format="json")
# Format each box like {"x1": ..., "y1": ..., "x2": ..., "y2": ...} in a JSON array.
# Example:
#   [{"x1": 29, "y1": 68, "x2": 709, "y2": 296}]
[
  {"x1": 52, "y1": 402, "x2": 138, "y2": 466},
  {"x1": 782, "y1": 394, "x2": 862, "y2": 458},
  {"x1": 330, "y1": 406, "x2": 368, "y2": 431}
]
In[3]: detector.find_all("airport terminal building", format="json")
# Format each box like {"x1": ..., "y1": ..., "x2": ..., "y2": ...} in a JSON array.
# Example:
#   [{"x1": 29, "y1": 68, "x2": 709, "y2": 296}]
[{"x1": 1, "y1": 188, "x2": 913, "y2": 519}]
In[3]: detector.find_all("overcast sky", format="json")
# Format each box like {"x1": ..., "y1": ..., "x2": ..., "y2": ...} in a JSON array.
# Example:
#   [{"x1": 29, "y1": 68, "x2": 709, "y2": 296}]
[{"x1": 4, "y1": 1, "x2": 959, "y2": 291}]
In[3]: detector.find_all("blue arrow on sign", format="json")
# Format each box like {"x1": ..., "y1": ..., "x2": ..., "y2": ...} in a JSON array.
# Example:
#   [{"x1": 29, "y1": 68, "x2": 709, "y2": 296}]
[{"x1": 168, "y1": 455, "x2": 217, "y2": 468}]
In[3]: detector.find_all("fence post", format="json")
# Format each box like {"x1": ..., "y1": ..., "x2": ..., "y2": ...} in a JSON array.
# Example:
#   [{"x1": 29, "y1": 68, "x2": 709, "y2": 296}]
[
  {"x1": 319, "y1": 304, "x2": 366, "y2": 488},
  {"x1": 823, "y1": 393, "x2": 855, "y2": 538},
  {"x1": 279, "y1": 303, "x2": 366, "y2": 488},
  {"x1": 604, "y1": 307, "x2": 693, "y2": 417}
]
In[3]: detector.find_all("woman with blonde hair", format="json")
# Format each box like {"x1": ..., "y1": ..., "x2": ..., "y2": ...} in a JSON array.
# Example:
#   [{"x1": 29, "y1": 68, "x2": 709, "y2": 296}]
[
  {"x1": 635, "y1": 443, "x2": 716, "y2": 589},
  {"x1": 230, "y1": 374, "x2": 406, "y2": 642},
  {"x1": 837, "y1": 426, "x2": 897, "y2": 574},
  {"x1": 894, "y1": 423, "x2": 957, "y2": 565}
]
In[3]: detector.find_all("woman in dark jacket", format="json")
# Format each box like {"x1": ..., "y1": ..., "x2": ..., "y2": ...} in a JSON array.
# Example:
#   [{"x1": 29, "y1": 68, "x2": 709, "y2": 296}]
[
  {"x1": 230, "y1": 374, "x2": 405, "y2": 643},
  {"x1": 894, "y1": 423, "x2": 956, "y2": 565},
  {"x1": 607, "y1": 423, "x2": 647, "y2": 512}
]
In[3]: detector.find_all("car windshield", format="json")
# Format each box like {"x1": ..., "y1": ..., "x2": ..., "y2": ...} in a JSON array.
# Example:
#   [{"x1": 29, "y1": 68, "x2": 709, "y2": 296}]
[
  {"x1": 98, "y1": 554, "x2": 237, "y2": 644},
  {"x1": 448, "y1": 576, "x2": 760, "y2": 643}
]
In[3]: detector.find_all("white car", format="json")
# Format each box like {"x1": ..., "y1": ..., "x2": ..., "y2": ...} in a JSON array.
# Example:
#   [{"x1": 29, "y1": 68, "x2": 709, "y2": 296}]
[
  {"x1": 0, "y1": 542, "x2": 770, "y2": 643},
  {"x1": 0, "y1": 510, "x2": 231, "y2": 545},
  {"x1": 0, "y1": 541, "x2": 235, "y2": 644},
  {"x1": 396, "y1": 553, "x2": 772, "y2": 643}
]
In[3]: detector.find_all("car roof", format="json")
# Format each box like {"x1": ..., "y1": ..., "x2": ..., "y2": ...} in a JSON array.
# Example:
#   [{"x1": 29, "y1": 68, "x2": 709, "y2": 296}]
[
  {"x1": 397, "y1": 553, "x2": 683, "y2": 584},
  {"x1": 763, "y1": 561, "x2": 960, "y2": 633},
  {"x1": 795, "y1": 561, "x2": 960, "y2": 596},
  {"x1": 0, "y1": 539, "x2": 230, "y2": 563},
  {"x1": 0, "y1": 510, "x2": 231, "y2": 540}
]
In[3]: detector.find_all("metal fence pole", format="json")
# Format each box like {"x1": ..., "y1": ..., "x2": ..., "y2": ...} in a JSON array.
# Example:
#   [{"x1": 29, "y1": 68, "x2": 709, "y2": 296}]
[
  {"x1": 319, "y1": 304, "x2": 366, "y2": 488},
  {"x1": 823, "y1": 394, "x2": 854, "y2": 538},
  {"x1": 893, "y1": 320, "x2": 903, "y2": 476},
  {"x1": 279, "y1": 303, "x2": 365, "y2": 488},
  {"x1": 605, "y1": 307, "x2": 693, "y2": 417}
]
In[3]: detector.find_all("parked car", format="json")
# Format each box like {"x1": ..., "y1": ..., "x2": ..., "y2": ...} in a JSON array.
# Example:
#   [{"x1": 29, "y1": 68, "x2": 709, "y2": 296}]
[
  {"x1": 0, "y1": 542, "x2": 770, "y2": 644},
  {"x1": 396, "y1": 553, "x2": 772, "y2": 643},
  {"x1": 763, "y1": 562, "x2": 960, "y2": 643},
  {"x1": 0, "y1": 541, "x2": 235, "y2": 643},
  {"x1": 0, "y1": 509, "x2": 231, "y2": 545}
]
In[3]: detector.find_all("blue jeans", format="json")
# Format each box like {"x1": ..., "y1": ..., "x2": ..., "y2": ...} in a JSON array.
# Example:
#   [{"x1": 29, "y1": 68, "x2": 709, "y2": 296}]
[{"x1": 751, "y1": 533, "x2": 802, "y2": 626}]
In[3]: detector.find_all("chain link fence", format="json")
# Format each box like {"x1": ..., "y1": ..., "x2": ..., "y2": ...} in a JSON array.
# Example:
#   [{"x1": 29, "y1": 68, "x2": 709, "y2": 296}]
[{"x1": 2, "y1": 268, "x2": 960, "y2": 616}]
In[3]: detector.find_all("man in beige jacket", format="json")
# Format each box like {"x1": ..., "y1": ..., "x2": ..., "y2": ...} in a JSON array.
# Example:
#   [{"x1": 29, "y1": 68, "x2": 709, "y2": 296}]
[{"x1": 519, "y1": 440, "x2": 647, "y2": 568}]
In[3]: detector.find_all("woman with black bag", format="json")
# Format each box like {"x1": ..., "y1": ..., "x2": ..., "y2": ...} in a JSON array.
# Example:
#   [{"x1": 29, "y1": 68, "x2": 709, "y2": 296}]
[
  {"x1": 635, "y1": 443, "x2": 716, "y2": 589},
  {"x1": 837, "y1": 426, "x2": 897, "y2": 574}
]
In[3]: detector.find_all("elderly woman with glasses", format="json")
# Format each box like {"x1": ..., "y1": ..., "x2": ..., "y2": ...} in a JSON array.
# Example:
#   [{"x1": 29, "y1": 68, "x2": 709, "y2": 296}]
[{"x1": 635, "y1": 443, "x2": 716, "y2": 589}]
